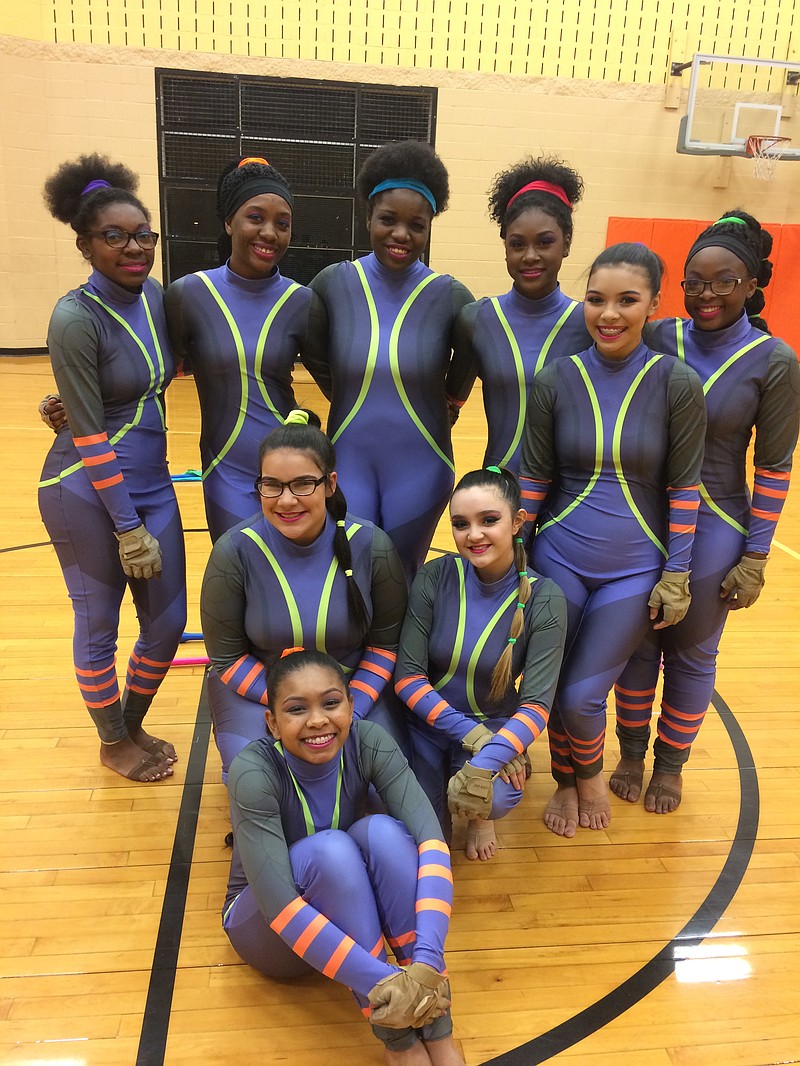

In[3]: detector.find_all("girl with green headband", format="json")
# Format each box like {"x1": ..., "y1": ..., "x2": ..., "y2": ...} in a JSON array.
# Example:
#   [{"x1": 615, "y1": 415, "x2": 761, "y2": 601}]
[
  {"x1": 395, "y1": 466, "x2": 567, "y2": 861},
  {"x1": 302, "y1": 140, "x2": 474, "y2": 582}
]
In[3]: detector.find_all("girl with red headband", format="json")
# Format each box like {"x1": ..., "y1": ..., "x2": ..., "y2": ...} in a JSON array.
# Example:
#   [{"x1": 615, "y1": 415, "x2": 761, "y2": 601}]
[{"x1": 446, "y1": 157, "x2": 590, "y2": 475}]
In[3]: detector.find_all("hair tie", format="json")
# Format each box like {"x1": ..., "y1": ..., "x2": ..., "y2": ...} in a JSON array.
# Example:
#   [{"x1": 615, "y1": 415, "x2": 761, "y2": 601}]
[
  {"x1": 507, "y1": 637, "x2": 517, "y2": 645},
  {"x1": 485, "y1": 465, "x2": 502, "y2": 474},
  {"x1": 81, "y1": 179, "x2": 112, "y2": 197},
  {"x1": 713, "y1": 215, "x2": 748, "y2": 227},
  {"x1": 336, "y1": 519, "x2": 346, "y2": 528},
  {"x1": 369, "y1": 179, "x2": 437, "y2": 214},
  {"x1": 518, "y1": 570, "x2": 527, "y2": 578},
  {"x1": 285, "y1": 409, "x2": 310, "y2": 425},
  {"x1": 281, "y1": 646, "x2": 304, "y2": 658},
  {"x1": 507, "y1": 180, "x2": 572, "y2": 212},
  {"x1": 517, "y1": 601, "x2": 525, "y2": 609},
  {"x1": 515, "y1": 536, "x2": 524, "y2": 544},
  {"x1": 344, "y1": 569, "x2": 353, "y2": 578},
  {"x1": 239, "y1": 156, "x2": 269, "y2": 167}
]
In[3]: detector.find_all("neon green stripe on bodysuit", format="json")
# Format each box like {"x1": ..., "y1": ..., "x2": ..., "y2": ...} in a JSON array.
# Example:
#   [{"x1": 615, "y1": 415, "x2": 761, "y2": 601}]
[
  {"x1": 434, "y1": 556, "x2": 468, "y2": 690},
  {"x1": 676, "y1": 319, "x2": 767, "y2": 535},
  {"x1": 389, "y1": 272, "x2": 455, "y2": 472},
  {"x1": 538, "y1": 355, "x2": 604, "y2": 533},
  {"x1": 240, "y1": 527, "x2": 304, "y2": 645},
  {"x1": 315, "y1": 523, "x2": 361, "y2": 651},
  {"x1": 330, "y1": 260, "x2": 380, "y2": 444},
  {"x1": 533, "y1": 300, "x2": 580, "y2": 376},
  {"x1": 196, "y1": 271, "x2": 250, "y2": 480},
  {"x1": 490, "y1": 298, "x2": 527, "y2": 468},
  {"x1": 38, "y1": 289, "x2": 160, "y2": 487},
  {"x1": 253, "y1": 282, "x2": 301, "y2": 419},
  {"x1": 611, "y1": 354, "x2": 668, "y2": 558}
]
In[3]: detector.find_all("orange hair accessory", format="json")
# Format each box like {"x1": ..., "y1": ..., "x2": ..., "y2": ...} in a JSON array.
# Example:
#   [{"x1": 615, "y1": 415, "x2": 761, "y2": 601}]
[
  {"x1": 280, "y1": 646, "x2": 305, "y2": 658},
  {"x1": 238, "y1": 156, "x2": 270, "y2": 167}
]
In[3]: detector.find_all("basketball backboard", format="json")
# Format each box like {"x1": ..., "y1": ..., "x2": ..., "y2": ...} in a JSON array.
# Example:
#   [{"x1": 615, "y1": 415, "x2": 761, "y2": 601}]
[{"x1": 676, "y1": 52, "x2": 800, "y2": 161}]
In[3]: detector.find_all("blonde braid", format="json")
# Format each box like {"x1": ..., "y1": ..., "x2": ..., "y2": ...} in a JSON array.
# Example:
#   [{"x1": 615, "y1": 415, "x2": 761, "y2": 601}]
[{"x1": 488, "y1": 538, "x2": 532, "y2": 702}]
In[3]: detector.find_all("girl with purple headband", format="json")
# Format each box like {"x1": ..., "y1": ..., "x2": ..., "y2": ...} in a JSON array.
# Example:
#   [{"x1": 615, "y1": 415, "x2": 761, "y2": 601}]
[
  {"x1": 447, "y1": 157, "x2": 591, "y2": 476},
  {"x1": 303, "y1": 140, "x2": 474, "y2": 582},
  {"x1": 38, "y1": 153, "x2": 186, "y2": 782}
]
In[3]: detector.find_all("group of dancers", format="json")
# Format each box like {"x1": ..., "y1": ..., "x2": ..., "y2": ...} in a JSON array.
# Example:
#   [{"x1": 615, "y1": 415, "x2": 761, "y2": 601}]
[{"x1": 37, "y1": 143, "x2": 798, "y2": 1060}]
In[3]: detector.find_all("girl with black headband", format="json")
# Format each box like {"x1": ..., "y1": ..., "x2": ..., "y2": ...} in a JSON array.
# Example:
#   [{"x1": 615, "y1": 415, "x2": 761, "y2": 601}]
[
  {"x1": 302, "y1": 140, "x2": 474, "y2": 581},
  {"x1": 611, "y1": 211, "x2": 800, "y2": 814},
  {"x1": 38, "y1": 153, "x2": 186, "y2": 782},
  {"x1": 446, "y1": 157, "x2": 591, "y2": 474},
  {"x1": 164, "y1": 158, "x2": 315, "y2": 541}
]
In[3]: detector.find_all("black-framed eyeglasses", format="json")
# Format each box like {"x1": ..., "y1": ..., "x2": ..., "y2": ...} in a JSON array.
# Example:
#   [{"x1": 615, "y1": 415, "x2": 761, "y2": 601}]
[
  {"x1": 680, "y1": 277, "x2": 747, "y2": 297},
  {"x1": 83, "y1": 229, "x2": 160, "y2": 250},
  {"x1": 254, "y1": 474, "x2": 328, "y2": 498}
]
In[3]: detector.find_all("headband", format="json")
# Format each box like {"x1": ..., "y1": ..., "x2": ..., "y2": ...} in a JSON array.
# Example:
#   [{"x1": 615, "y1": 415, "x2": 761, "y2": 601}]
[
  {"x1": 715, "y1": 215, "x2": 748, "y2": 227},
  {"x1": 369, "y1": 179, "x2": 437, "y2": 213},
  {"x1": 684, "y1": 228, "x2": 760, "y2": 278},
  {"x1": 81, "y1": 179, "x2": 112, "y2": 197},
  {"x1": 507, "y1": 180, "x2": 572, "y2": 212},
  {"x1": 222, "y1": 165, "x2": 294, "y2": 220},
  {"x1": 285, "y1": 409, "x2": 310, "y2": 425},
  {"x1": 280, "y1": 646, "x2": 305, "y2": 658}
]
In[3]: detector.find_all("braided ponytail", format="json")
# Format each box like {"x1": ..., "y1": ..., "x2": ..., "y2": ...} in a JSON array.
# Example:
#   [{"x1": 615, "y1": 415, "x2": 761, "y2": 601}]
[
  {"x1": 326, "y1": 482, "x2": 371, "y2": 636},
  {"x1": 451, "y1": 466, "x2": 532, "y2": 702}
]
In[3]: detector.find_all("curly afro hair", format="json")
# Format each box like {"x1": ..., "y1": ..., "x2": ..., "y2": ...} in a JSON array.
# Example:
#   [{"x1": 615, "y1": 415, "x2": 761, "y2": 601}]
[
  {"x1": 487, "y1": 156, "x2": 584, "y2": 245},
  {"x1": 687, "y1": 209, "x2": 774, "y2": 333},
  {"x1": 357, "y1": 140, "x2": 449, "y2": 217},
  {"x1": 43, "y1": 153, "x2": 147, "y2": 234}
]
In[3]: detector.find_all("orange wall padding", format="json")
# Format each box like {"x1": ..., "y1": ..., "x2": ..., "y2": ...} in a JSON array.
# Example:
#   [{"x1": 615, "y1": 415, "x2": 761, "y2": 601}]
[{"x1": 606, "y1": 218, "x2": 800, "y2": 355}]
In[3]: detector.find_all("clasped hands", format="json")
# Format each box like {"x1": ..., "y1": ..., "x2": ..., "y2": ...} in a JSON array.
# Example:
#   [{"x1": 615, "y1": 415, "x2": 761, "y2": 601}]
[{"x1": 368, "y1": 962, "x2": 450, "y2": 1029}]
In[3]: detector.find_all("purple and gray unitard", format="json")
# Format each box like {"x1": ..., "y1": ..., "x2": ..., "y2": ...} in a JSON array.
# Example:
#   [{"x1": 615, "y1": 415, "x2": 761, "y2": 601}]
[
  {"x1": 224, "y1": 719, "x2": 454, "y2": 1052},
  {"x1": 164, "y1": 263, "x2": 313, "y2": 541},
  {"x1": 304, "y1": 253, "x2": 473, "y2": 579},
  {"x1": 200, "y1": 511, "x2": 409, "y2": 778},
  {"x1": 38, "y1": 270, "x2": 187, "y2": 741},
  {"x1": 447, "y1": 284, "x2": 590, "y2": 474},
  {"x1": 519, "y1": 342, "x2": 706, "y2": 781},
  {"x1": 614, "y1": 314, "x2": 800, "y2": 771}
]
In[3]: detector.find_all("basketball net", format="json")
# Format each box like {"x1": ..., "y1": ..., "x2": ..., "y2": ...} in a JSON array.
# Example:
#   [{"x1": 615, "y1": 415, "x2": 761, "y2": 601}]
[{"x1": 745, "y1": 135, "x2": 791, "y2": 181}]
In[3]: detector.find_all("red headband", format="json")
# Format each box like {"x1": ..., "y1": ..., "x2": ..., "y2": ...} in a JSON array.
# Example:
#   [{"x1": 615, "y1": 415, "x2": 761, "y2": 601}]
[{"x1": 507, "y1": 180, "x2": 572, "y2": 211}]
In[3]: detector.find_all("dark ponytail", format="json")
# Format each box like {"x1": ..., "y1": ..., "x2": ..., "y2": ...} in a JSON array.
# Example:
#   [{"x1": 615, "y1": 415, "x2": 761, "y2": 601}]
[{"x1": 258, "y1": 413, "x2": 371, "y2": 635}]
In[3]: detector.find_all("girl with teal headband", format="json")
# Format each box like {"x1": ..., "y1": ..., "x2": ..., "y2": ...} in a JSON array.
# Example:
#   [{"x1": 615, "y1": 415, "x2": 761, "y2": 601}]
[
  {"x1": 447, "y1": 156, "x2": 591, "y2": 476},
  {"x1": 302, "y1": 140, "x2": 474, "y2": 582},
  {"x1": 395, "y1": 467, "x2": 568, "y2": 860}
]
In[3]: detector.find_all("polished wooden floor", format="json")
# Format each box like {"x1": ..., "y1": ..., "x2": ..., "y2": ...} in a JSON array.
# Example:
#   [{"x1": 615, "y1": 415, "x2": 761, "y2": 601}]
[{"x1": 1, "y1": 357, "x2": 799, "y2": 1066}]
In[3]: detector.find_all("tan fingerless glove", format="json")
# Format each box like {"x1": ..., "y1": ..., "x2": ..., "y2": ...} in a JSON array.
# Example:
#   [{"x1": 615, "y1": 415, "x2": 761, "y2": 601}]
[
  {"x1": 115, "y1": 524, "x2": 162, "y2": 580},
  {"x1": 648, "y1": 570, "x2": 691, "y2": 626},
  {"x1": 447, "y1": 762, "x2": 493, "y2": 818},
  {"x1": 368, "y1": 963, "x2": 450, "y2": 1029},
  {"x1": 461, "y1": 723, "x2": 494, "y2": 754},
  {"x1": 720, "y1": 555, "x2": 768, "y2": 609}
]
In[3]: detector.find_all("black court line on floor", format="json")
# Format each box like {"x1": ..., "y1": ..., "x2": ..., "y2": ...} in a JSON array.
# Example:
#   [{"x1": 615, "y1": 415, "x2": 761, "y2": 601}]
[
  {"x1": 0, "y1": 540, "x2": 52, "y2": 553},
  {"x1": 135, "y1": 684, "x2": 757, "y2": 1065}
]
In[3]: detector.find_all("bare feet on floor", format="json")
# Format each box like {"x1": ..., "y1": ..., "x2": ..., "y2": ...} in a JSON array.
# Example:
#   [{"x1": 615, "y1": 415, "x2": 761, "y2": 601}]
[
  {"x1": 543, "y1": 784, "x2": 579, "y2": 837},
  {"x1": 465, "y1": 817, "x2": 496, "y2": 861},
  {"x1": 100, "y1": 736, "x2": 174, "y2": 781},
  {"x1": 609, "y1": 757, "x2": 644, "y2": 802},
  {"x1": 424, "y1": 1035, "x2": 466, "y2": 1065},
  {"x1": 644, "y1": 771, "x2": 682, "y2": 813},
  {"x1": 576, "y1": 774, "x2": 611, "y2": 830},
  {"x1": 129, "y1": 725, "x2": 178, "y2": 763}
]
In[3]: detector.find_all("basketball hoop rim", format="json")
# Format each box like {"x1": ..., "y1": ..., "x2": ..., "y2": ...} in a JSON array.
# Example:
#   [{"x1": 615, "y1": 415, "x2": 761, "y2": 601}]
[{"x1": 745, "y1": 134, "x2": 791, "y2": 158}]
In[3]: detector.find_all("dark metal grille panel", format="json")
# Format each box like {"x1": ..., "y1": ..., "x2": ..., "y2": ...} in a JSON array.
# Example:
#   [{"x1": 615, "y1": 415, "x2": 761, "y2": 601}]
[{"x1": 156, "y1": 70, "x2": 437, "y2": 287}]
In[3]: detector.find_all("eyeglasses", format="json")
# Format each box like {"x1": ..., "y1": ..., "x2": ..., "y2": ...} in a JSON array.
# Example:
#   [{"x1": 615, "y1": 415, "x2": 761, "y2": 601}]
[
  {"x1": 680, "y1": 277, "x2": 746, "y2": 297},
  {"x1": 83, "y1": 229, "x2": 160, "y2": 250},
  {"x1": 254, "y1": 474, "x2": 327, "y2": 498}
]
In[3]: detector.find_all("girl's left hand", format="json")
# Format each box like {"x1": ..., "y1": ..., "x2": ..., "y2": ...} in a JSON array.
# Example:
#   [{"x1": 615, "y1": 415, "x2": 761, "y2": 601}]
[{"x1": 499, "y1": 753, "x2": 527, "y2": 791}]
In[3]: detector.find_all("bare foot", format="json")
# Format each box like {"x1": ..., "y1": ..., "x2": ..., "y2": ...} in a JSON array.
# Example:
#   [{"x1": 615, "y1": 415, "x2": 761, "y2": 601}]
[
  {"x1": 100, "y1": 737, "x2": 174, "y2": 781},
  {"x1": 644, "y1": 771, "x2": 682, "y2": 813},
  {"x1": 384, "y1": 1040, "x2": 433, "y2": 1065},
  {"x1": 609, "y1": 757, "x2": 644, "y2": 802},
  {"x1": 544, "y1": 784, "x2": 579, "y2": 837},
  {"x1": 129, "y1": 724, "x2": 178, "y2": 763},
  {"x1": 576, "y1": 775, "x2": 611, "y2": 829},
  {"x1": 424, "y1": 1034, "x2": 466, "y2": 1065},
  {"x1": 465, "y1": 817, "x2": 496, "y2": 861}
]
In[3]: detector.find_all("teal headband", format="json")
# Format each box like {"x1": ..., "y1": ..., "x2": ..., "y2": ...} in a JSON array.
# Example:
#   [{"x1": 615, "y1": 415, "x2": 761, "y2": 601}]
[{"x1": 369, "y1": 179, "x2": 437, "y2": 213}]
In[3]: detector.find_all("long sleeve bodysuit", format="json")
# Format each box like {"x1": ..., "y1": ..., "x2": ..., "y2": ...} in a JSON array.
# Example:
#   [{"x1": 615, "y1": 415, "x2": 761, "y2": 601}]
[
  {"x1": 519, "y1": 342, "x2": 706, "y2": 781},
  {"x1": 303, "y1": 253, "x2": 473, "y2": 578},
  {"x1": 394, "y1": 553, "x2": 567, "y2": 825},
  {"x1": 447, "y1": 284, "x2": 590, "y2": 474},
  {"x1": 201, "y1": 511, "x2": 408, "y2": 776},
  {"x1": 38, "y1": 270, "x2": 187, "y2": 740},
  {"x1": 614, "y1": 314, "x2": 800, "y2": 771},
  {"x1": 225, "y1": 720, "x2": 454, "y2": 1048},
  {"x1": 164, "y1": 263, "x2": 313, "y2": 541}
]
